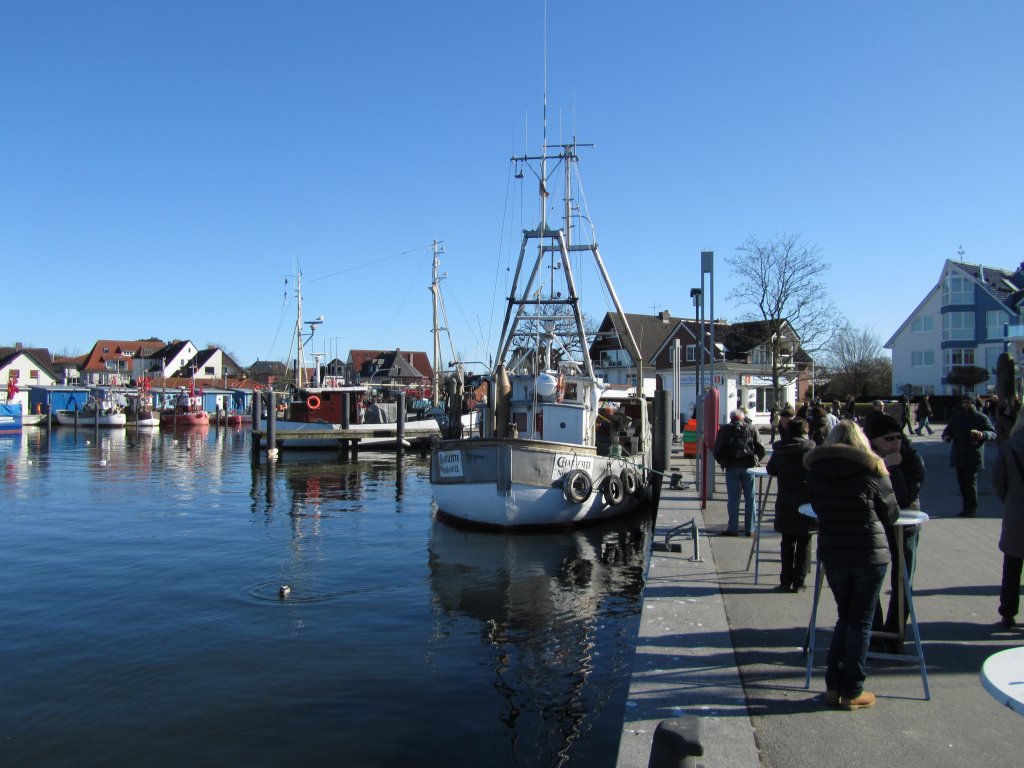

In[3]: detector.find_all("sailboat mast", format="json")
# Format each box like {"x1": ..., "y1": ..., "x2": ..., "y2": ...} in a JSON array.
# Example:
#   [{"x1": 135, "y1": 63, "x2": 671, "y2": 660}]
[
  {"x1": 295, "y1": 271, "x2": 305, "y2": 390},
  {"x1": 431, "y1": 240, "x2": 442, "y2": 407}
]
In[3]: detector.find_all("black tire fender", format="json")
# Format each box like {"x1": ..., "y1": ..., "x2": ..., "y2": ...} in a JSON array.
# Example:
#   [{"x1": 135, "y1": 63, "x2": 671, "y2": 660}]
[
  {"x1": 620, "y1": 468, "x2": 640, "y2": 498},
  {"x1": 562, "y1": 469, "x2": 593, "y2": 504},
  {"x1": 603, "y1": 475, "x2": 625, "y2": 506}
]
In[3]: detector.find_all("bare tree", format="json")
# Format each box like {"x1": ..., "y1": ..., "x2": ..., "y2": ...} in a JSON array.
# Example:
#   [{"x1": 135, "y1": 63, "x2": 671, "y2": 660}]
[
  {"x1": 824, "y1": 325, "x2": 891, "y2": 396},
  {"x1": 726, "y1": 234, "x2": 843, "y2": 402}
]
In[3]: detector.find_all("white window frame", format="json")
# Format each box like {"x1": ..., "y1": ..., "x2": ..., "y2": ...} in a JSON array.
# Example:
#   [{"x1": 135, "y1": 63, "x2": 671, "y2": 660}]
[
  {"x1": 911, "y1": 350, "x2": 935, "y2": 367},
  {"x1": 911, "y1": 316, "x2": 935, "y2": 333},
  {"x1": 942, "y1": 274, "x2": 973, "y2": 305},
  {"x1": 685, "y1": 344, "x2": 696, "y2": 362},
  {"x1": 943, "y1": 347, "x2": 976, "y2": 373},
  {"x1": 942, "y1": 312, "x2": 975, "y2": 341},
  {"x1": 986, "y1": 310, "x2": 1005, "y2": 339}
]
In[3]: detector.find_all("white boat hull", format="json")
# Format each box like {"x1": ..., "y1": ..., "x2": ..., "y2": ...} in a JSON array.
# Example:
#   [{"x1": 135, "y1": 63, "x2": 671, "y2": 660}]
[
  {"x1": 54, "y1": 410, "x2": 127, "y2": 428},
  {"x1": 430, "y1": 438, "x2": 648, "y2": 529}
]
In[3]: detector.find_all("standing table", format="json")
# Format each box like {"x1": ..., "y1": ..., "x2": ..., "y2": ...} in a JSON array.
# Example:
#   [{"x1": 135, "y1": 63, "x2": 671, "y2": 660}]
[
  {"x1": 744, "y1": 466, "x2": 773, "y2": 584},
  {"x1": 799, "y1": 504, "x2": 930, "y2": 700},
  {"x1": 980, "y1": 647, "x2": 1024, "y2": 715}
]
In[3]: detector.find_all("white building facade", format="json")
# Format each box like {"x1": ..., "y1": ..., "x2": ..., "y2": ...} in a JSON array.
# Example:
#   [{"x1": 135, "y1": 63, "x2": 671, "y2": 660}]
[{"x1": 886, "y1": 259, "x2": 1024, "y2": 396}]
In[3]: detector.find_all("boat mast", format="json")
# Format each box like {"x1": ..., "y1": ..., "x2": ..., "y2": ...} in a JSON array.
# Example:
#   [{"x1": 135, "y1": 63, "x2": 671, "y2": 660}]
[
  {"x1": 431, "y1": 240, "x2": 443, "y2": 407},
  {"x1": 294, "y1": 271, "x2": 305, "y2": 390}
]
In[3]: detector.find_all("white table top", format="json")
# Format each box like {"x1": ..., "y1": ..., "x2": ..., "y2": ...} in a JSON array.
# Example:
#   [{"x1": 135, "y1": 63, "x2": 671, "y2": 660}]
[
  {"x1": 981, "y1": 646, "x2": 1024, "y2": 715},
  {"x1": 797, "y1": 504, "x2": 928, "y2": 527}
]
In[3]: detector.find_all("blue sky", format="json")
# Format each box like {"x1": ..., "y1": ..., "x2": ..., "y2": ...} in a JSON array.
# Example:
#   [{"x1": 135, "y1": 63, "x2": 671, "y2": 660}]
[{"x1": 3, "y1": 1, "x2": 1022, "y2": 369}]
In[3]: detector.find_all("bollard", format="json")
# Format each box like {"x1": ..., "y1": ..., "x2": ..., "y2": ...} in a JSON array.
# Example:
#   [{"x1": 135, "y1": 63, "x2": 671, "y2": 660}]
[{"x1": 648, "y1": 716, "x2": 704, "y2": 768}]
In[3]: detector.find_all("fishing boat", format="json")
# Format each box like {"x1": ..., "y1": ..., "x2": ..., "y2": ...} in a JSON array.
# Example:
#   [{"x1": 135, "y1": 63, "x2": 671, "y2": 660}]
[
  {"x1": 429, "y1": 140, "x2": 653, "y2": 529},
  {"x1": 252, "y1": 273, "x2": 440, "y2": 449},
  {"x1": 55, "y1": 398, "x2": 128, "y2": 427},
  {"x1": 127, "y1": 378, "x2": 160, "y2": 427},
  {"x1": 159, "y1": 386, "x2": 209, "y2": 428}
]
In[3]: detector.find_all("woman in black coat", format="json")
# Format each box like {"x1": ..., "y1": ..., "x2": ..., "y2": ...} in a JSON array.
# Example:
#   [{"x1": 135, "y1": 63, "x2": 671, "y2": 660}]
[
  {"x1": 805, "y1": 419, "x2": 899, "y2": 710},
  {"x1": 766, "y1": 417, "x2": 815, "y2": 591}
]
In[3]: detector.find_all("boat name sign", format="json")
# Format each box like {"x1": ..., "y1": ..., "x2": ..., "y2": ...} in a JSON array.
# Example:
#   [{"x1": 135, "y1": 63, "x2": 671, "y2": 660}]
[
  {"x1": 437, "y1": 450, "x2": 464, "y2": 478},
  {"x1": 550, "y1": 453, "x2": 595, "y2": 481}
]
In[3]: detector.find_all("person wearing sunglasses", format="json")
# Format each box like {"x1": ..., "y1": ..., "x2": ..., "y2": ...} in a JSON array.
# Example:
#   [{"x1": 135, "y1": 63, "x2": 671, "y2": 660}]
[{"x1": 866, "y1": 414, "x2": 926, "y2": 651}]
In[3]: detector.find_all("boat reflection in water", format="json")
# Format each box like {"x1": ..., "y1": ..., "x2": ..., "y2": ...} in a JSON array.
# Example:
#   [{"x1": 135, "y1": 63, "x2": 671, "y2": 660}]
[{"x1": 428, "y1": 511, "x2": 652, "y2": 766}]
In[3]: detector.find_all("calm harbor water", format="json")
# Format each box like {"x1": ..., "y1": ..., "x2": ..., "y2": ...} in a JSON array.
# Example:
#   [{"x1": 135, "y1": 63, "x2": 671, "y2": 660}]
[{"x1": 0, "y1": 427, "x2": 652, "y2": 767}]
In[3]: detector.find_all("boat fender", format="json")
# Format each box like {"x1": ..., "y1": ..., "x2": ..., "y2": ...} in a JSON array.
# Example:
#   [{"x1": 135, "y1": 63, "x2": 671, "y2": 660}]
[
  {"x1": 603, "y1": 475, "x2": 625, "y2": 506},
  {"x1": 620, "y1": 468, "x2": 640, "y2": 498},
  {"x1": 562, "y1": 469, "x2": 593, "y2": 504},
  {"x1": 556, "y1": 373, "x2": 565, "y2": 403},
  {"x1": 306, "y1": 395, "x2": 321, "y2": 410}
]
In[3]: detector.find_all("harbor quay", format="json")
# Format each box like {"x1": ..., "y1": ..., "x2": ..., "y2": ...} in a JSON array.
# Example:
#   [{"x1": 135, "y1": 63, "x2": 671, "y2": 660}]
[{"x1": 616, "y1": 429, "x2": 1024, "y2": 768}]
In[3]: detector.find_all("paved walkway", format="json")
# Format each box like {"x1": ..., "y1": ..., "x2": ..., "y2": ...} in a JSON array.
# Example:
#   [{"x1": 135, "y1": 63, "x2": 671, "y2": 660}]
[{"x1": 617, "y1": 430, "x2": 1023, "y2": 768}]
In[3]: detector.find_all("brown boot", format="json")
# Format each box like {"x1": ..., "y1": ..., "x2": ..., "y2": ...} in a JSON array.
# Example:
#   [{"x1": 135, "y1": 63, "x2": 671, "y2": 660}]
[{"x1": 840, "y1": 691, "x2": 876, "y2": 710}]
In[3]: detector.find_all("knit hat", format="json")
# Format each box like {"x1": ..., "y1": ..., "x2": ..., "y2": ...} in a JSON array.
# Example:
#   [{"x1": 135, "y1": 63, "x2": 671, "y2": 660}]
[{"x1": 865, "y1": 414, "x2": 901, "y2": 439}]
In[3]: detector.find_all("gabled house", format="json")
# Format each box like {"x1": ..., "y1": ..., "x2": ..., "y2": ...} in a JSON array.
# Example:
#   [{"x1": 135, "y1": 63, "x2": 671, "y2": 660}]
[
  {"x1": 249, "y1": 360, "x2": 289, "y2": 389},
  {"x1": 177, "y1": 347, "x2": 244, "y2": 382},
  {"x1": 347, "y1": 349, "x2": 433, "y2": 397},
  {"x1": 1, "y1": 344, "x2": 58, "y2": 412},
  {"x1": 590, "y1": 311, "x2": 812, "y2": 425},
  {"x1": 80, "y1": 339, "x2": 166, "y2": 386},
  {"x1": 886, "y1": 259, "x2": 1024, "y2": 396},
  {"x1": 141, "y1": 340, "x2": 200, "y2": 380}
]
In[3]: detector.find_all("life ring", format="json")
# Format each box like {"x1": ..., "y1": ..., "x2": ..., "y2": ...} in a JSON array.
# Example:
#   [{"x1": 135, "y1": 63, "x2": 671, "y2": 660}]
[
  {"x1": 562, "y1": 469, "x2": 593, "y2": 504},
  {"x1": 306, "y1": 395, "x2": 321, "y2": 410},
  {"x1": 620, "y1": 468, "x2": 640, "y2": 497},
  {"x1": 603, "y1": 475, "x2": 625, "y2": 506}
]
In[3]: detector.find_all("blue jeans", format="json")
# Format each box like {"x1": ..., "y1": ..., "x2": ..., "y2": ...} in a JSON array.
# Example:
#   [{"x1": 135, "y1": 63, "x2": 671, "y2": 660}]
[
  {"x1": 915, "y1": 417, "x2": 933, "y2": 435},
  {"x1": 823, "y1": 561, "x2": 887, "y2": 698},
  {"x1": 724, "y1": 466, "x2": 755, "y2": 533}
]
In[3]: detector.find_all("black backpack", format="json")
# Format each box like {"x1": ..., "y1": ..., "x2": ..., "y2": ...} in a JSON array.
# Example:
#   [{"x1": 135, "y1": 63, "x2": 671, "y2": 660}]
[{"x1": 728, "y1": 422, "x2": 755, "y2": 460}]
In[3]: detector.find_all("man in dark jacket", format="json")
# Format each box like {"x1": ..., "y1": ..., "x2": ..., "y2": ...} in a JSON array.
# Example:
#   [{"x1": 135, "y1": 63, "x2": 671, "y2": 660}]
[
  {"x1": 766, "y1": 417, "x2": 815, "y2": 591},
  {"x1": 713, "y1": 409, "x2": 765, "y2": 536},
  {"x1": 942, "y1": 395, "x2": 997, "y2": 517},
  {"x1": 865, "y1": 414, "x2": 926, "y2": 649}
]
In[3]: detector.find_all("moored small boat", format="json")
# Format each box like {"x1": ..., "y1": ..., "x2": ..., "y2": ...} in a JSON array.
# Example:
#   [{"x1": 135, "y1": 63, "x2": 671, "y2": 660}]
[{"x1": 55, "y1": 400, "x2": 127, "y2": 428}]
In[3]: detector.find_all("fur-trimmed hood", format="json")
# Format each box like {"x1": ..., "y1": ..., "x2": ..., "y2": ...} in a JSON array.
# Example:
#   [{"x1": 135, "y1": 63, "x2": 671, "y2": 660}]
[{"x1": 803, "y1": 443, "x2": 885, "y2": 478}]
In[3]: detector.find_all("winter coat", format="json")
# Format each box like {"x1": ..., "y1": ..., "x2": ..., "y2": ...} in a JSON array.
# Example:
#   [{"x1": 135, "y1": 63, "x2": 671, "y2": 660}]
[
  {"x1": 916, "y1": 399, "x2": 932, "y2": 419},
  {"x1": 886, "y1": 436, "x2": 926, "y2": 510},
  {"x1": 991, "y1": 429, "x2": 1024, "y2": 560},
  {"x1": 804, "y1": 443, "x2": 899, "y2": 567},
  {"x1": 766, "y1": 435, "x2": 816, "y2": 536},
  {"x1": 712, "y1": 420, "x2": 765, "y2": 470},
  {"x1": 942, "y1": 407, "x2": 997, "y2": 470}
]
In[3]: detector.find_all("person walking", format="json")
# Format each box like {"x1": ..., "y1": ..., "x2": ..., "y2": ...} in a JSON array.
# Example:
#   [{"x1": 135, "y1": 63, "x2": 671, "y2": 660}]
[
  {"x1": 766, "y1": 417, "x2": 815, "y2": 592},
  {"x1": 914, "y1": 395, "x2": 933, "y2": 436},
  {"x1": 991, "y1": 409, "x2": 1024, "y2": 629},
  {"x1": 865, "y1": 414, "x2": 926, "y2": 651},
  {"x1": 942, "y1": 395, "x2": 997, "y2": 517},
  {"x1": 805, "y1": 420, "x2": 899, "y2": 710},
  {"x1": 713, "y1": 409, "x2": 765, "y2": 536}
]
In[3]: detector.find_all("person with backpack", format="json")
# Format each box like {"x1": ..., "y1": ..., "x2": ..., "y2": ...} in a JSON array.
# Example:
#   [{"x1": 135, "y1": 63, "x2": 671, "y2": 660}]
[{"x1": 713, "y1": 408, "x2": 766, "y2": 536}]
